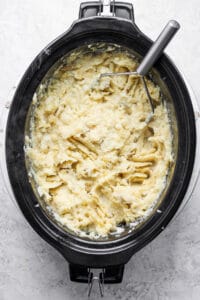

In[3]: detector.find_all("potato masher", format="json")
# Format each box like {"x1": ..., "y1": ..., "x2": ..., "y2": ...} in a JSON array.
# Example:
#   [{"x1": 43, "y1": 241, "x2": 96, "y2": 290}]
[{"x1": 99, "y1": 20, "x2": 180, "y2": 115}]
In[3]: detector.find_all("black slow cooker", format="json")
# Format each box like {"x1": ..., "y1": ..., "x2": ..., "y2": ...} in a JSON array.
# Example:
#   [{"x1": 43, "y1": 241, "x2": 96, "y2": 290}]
[{"x1": 5, "y1": 0, "x2": 197, "y2": 295}]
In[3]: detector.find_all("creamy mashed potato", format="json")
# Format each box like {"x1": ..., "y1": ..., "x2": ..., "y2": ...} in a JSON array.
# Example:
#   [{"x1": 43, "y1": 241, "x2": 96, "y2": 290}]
[{"x1": 25, "y1": 46, "x2": 173, "y2": 238}]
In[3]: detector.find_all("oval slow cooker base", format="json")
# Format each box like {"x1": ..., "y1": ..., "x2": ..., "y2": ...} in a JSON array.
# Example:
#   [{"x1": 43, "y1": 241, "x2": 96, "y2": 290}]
[{"x1": 5, "y1": 1, "x2": 196, "y2": 285}]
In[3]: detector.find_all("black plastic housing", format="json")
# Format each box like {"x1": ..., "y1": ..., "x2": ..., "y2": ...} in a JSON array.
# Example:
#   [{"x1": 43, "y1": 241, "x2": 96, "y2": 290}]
[{"x1": 5, "y1": 2, "x2": 196, "y2": 284}]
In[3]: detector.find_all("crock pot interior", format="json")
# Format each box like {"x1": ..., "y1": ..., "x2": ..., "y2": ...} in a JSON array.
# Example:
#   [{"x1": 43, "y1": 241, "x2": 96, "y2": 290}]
[{"x1": 24, "y1": 42, "x2": 178, "y2": 241}]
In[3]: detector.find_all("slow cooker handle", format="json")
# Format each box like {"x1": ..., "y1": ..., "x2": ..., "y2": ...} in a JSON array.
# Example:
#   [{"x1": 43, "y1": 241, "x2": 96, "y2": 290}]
[
  {"x1": 79, "y1": 1, "x2": 135, "y2": 22},
  {"x1": 69, "y1": 264, "x2": 124, "y2": 296}
]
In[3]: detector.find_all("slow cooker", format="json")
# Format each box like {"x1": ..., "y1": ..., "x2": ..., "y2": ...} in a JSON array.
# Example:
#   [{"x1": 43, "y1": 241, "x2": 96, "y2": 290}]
[{"x1": 1, "y1": 0, "x2": 200, "y2": 296}]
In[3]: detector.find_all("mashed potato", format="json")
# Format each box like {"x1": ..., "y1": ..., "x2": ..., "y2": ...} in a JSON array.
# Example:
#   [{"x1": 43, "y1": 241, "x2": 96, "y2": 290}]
[{"x1": 25, "y1": 46, "x2": 173, "y2": 238}]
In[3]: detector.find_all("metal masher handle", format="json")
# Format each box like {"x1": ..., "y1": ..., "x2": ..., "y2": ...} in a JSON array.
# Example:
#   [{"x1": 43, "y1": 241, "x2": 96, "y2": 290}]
[{"x1": 137, "y1": 20, "x2": 180, "y2": 76}]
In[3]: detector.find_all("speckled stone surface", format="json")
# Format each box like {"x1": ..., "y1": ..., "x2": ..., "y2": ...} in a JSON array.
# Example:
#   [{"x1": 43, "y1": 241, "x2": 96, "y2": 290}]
[{"x1": 0, "y1": 1, "x2": 200, "y2": 299}]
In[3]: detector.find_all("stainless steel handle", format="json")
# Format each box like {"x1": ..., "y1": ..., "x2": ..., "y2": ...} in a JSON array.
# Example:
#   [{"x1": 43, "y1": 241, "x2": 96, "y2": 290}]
[
  {"x1": 137, "y1": 20, "x2": 180, "y2": 76},
  {"x1": 99, "y1": 0, "x2": 115, "y2": 16}
]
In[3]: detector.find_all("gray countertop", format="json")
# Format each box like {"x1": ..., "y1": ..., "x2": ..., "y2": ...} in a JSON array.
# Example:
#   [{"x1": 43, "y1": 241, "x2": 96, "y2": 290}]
[{"x1": 0, "y1": 1, "x2": 200, "y2": 299}]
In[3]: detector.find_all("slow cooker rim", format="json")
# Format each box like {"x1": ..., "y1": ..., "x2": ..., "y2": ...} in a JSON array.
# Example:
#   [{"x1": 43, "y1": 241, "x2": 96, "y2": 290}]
[{"x1": 5, "y1": 18, "x2": 196, "y2": 255}]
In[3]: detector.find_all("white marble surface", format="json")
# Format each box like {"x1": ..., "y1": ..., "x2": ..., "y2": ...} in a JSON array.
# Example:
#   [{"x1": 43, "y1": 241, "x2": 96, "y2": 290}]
[{"x1": 0, "y1": 1, "x2": 200, "y2": 299}]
